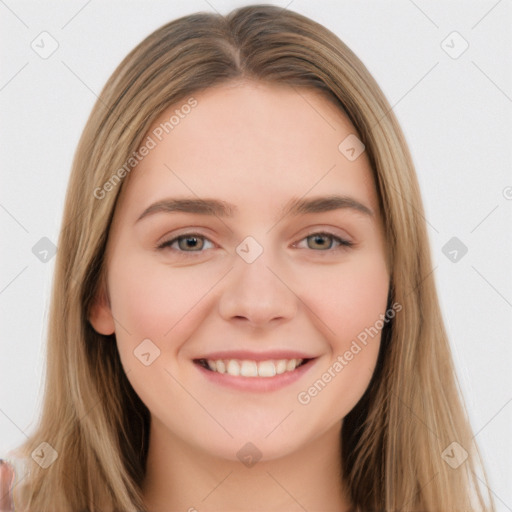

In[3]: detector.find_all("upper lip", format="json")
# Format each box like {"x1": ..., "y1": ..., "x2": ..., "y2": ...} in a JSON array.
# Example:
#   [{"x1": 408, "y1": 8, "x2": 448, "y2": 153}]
[{"x1": 194, "y1": 350, "x2": 319, "y2": 362}]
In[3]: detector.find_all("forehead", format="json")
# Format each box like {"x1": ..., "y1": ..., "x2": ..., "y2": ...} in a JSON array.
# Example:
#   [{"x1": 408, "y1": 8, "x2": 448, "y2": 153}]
[{"x1": 117, "y1": 81, "x2": 378, "y2": 220}]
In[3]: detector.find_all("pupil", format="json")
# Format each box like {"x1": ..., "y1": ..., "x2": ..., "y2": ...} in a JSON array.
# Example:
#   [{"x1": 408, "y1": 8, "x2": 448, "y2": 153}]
[
  {"x1": 182, "y1": 236, "x2": 201, "y2": 250},
  {"x1": 311, "y1": 234, "x2": 329, "y2": 250}
]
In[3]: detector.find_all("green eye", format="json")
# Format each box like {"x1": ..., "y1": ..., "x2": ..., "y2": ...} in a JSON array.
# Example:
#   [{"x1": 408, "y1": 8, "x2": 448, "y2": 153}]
[
  {"x1": 303, "y1": 233, "x2": 353, "y2": 251},
  {"x1": 158, "y1": 234, "x2": 213, "y2": 252},
  {"x1": 157, "y1": 231, "x2": 353, "y2": 256}
]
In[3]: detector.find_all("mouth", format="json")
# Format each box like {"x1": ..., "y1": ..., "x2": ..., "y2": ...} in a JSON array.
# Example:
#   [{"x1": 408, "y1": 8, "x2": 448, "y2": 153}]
[
  {"x1": 193, "y1": 356, "x2": 318, "y2": 392},
  {"x1": 193, "y1": 357, "x2": 315, "y2": 378}
]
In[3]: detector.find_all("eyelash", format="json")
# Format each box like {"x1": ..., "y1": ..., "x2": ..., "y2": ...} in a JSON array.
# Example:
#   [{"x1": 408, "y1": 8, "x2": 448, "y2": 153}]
[{"x1": 156, "y1": 231, "x2": 354, "y2": 256}]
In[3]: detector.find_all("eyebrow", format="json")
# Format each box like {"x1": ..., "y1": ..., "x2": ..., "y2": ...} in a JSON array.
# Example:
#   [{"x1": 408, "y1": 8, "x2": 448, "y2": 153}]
[{"x1": 135, "y1": 194, "x2": 374, "y2": 224}]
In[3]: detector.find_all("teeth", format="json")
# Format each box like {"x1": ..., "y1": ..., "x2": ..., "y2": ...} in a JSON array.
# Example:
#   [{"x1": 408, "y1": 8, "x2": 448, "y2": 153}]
[
  {"x1": 286, "y1": 359, "x2": 297, "y2": 371},
  {"x1": 205, "y1": 358, "x2": 304, "y2": 377},
  {"x1": 275, "y1": 360, "x2": 287, "y2": 374},
  {"x1": 240, "y1": 360, "x2": 258, "y2": 377},
  {"x1": 226, "y1": 360, "x2": 240, "y2": 375},
  {"x1": 257, "y1": 361, "x2": 276, "y2": 377}
]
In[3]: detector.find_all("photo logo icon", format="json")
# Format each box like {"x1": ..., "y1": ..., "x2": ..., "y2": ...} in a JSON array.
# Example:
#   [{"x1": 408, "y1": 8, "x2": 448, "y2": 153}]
[
  {"x1": 338, "y1": 134, "x2": 365, "y2": 161},
  {"x1": 31, "y1": 31, "x2": 59, "y2": 59},
  {"x1": 440, "y1": 31, "x2": 469, "y2": 59},
  {"x1": 31, "y1": 442, "x2": 58, "y2": 468},
  {"x1": 442, "y1": 236, "x2": 468, "y2": 263},
  {"x1": 236, "y1": 442, "x2": 262, "y2": 468},
  {"x1": 32, "y1": 237, "x2": 57, "y2": 263},
  {"x1": 236, "y1": 236, "x2": 263, "y2": 264},
  {"x1": 134, "y1": 338, "x2": 161, "y2": 366},
  {"x1": 441, "y1": 441, "x2": 468, "y2": 469}
]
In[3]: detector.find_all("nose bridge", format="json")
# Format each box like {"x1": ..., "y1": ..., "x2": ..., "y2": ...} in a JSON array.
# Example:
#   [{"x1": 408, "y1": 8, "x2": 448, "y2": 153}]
[{"x1": 217, "y1": 236, "x2": 297, "y2": 325}]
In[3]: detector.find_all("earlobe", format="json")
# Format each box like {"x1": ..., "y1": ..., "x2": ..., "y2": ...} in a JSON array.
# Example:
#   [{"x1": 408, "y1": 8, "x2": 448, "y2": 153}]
[{"x1": 88, "y1": 285, "x2": 115, "y2": 336}]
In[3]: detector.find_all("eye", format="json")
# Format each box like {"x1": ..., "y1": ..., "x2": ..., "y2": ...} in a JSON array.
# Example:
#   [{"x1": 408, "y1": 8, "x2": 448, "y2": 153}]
[
  {"x1": 156, "y1": 231, "x2": 353, "y2": 256},
  {"x1": 295, "y1": 232, "x2": 353, "y2": 252},
  {"x1": 157, "y1": 233, "x2": 214, "y2": 254}
]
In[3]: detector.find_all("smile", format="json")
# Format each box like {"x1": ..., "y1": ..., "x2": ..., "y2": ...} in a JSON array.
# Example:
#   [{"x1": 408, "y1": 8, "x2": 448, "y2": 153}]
[
  {"x1": 193, "y1": 357, "x2": 317, "y2": 392},
  {"x1": 195, "y1": 358, "x2": 310, "y2": 377}
]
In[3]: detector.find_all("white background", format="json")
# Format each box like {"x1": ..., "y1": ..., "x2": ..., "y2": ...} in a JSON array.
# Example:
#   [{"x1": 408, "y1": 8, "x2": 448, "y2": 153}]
[{"x1": 1, "y1": 0, "x2": 511, "y2": 509}]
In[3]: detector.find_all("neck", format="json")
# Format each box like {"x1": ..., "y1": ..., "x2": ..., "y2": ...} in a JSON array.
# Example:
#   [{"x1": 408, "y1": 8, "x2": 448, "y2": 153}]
[{"x1": 141, "y1": 417, "x2": 353, "y2": 512}]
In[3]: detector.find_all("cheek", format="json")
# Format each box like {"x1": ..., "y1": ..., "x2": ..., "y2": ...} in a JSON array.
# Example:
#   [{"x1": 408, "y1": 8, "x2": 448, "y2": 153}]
[
  {"x1": 106, "y1": 256, "x2": 220, "y2": 409},
  {"x1": 293, "y1": 252, "x2": 389, "y2": 413},
  {"x1": 108, "y1": 254, "x2": 214, "y2": 336},
  {"x1": 298, "y1": 251, "x2": 390, "y2": 344}
]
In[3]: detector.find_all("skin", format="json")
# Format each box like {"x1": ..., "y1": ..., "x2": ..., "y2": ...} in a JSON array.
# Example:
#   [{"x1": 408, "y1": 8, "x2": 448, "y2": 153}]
[
  {"x1": 0, "y1": 460, "x2": 14, "y2": 511},
  {"x1": 89, "y1": 80, "x2": 390, "y2": 512}
]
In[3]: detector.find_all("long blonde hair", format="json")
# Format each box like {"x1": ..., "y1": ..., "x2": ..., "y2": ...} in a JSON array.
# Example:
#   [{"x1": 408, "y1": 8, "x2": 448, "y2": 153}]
[{"x1": 12, "y1": 4, "x2": 494, "y2": 511}]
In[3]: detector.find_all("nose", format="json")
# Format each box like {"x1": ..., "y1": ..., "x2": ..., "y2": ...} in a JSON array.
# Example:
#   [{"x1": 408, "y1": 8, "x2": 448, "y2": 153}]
[{"x1": 217, "y1": 248, "x2": 298, "y2": 328}]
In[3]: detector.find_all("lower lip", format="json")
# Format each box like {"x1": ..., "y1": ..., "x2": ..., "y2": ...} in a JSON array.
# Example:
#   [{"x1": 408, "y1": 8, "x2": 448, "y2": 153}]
[{"x1": 194, "y1": 359, "x2": 317, "y2": 392}]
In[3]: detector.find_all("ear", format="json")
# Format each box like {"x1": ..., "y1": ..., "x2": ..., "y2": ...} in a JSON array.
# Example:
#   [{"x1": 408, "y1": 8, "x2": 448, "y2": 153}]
[{"x1": 88, "y1": 280, "x2": 115, "y2": 336}]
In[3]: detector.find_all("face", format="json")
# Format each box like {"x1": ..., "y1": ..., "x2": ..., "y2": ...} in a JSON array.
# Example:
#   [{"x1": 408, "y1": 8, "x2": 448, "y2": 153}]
[{"x1": 89, "y1": 80, "x2": 390, "y2": 462}]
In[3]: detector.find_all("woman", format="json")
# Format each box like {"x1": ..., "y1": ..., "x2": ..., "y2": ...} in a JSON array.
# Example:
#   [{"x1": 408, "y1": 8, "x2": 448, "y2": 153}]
[{"x1": 2, "y1": 4, "x2": 494, "y2": 511}]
